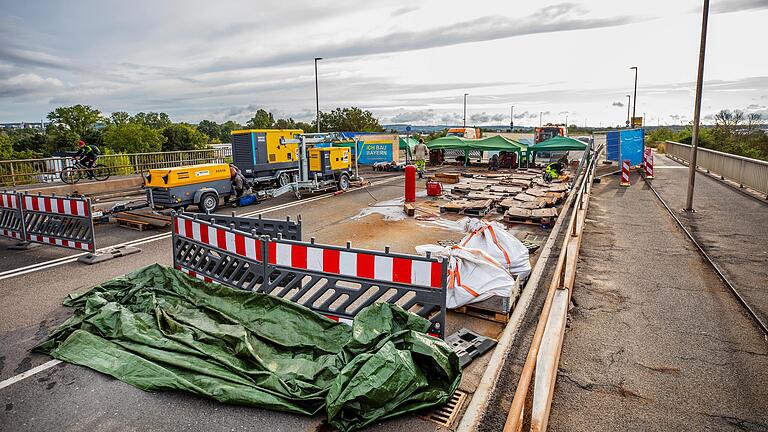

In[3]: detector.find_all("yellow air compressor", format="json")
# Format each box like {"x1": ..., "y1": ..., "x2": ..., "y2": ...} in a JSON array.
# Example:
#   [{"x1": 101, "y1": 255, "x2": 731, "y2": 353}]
[{"x1": 144, "y1": 163, "x2": 233, "y2": 212}]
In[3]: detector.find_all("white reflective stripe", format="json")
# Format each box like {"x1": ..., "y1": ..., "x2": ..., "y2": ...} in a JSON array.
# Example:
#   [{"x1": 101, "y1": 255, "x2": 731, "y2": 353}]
[
  {"x1": 245, "y1": 237, "x2": 257, "y2": 260},
  {"x1": 374, "y1": 255, "x2": 393, "y2": 281},
  {"x1": 177, "y1": 218, "x2": 187, "y2": 237},
  {"x1": 411, "y1": 260, "x2": 432, "y2": 286},
  {"x1": 225, "y1": 231, "x2": 236, "y2": 252},
  {"x1": 24, "y1": 196, "x2": 33, "y2": 210},
  {"x1": 55, "y1": 239, "x2": 63, "y2": 246},
  {"x1": 207, "y1": 225, "x2": 217, "y2": 247},
  {"x1": 192, "y1": 221, "x2": 202, "y2": 241},
  {"x1": 275, "y1": 243, "x2": 292, "y2": 266},
  {"x1": 37, "y1": 197, "x2": 45, "y2": 212},
  {"x1": 306, "y1": 247, "x2": 324, "y2": 271},
  {"x1": 339, "y1": 251, "x2": 357, "y2": 276},
  {"x1": 1, "y1": 194, "x2": 8, "y2": 208},
  {"x1": 76, "y1": 200, "x2": 85, "y2": 216},
  {"x1": 338, "y1": 317, "x2": 353, "y2": 325}
]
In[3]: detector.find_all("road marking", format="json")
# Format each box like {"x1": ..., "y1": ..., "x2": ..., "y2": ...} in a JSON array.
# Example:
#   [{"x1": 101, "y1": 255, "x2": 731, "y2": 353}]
[
  {"x1": 0, "y1": 176, "x2": 401, "y2": 281},
  {"x1": 0, "y1": 359, "x2": 62, "y2": 390}
]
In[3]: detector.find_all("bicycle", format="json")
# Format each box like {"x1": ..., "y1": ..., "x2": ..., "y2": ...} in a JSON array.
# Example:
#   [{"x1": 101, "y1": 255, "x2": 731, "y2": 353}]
[{"x1": 60, "y1": 160, "x2": 111, "y2": 184}]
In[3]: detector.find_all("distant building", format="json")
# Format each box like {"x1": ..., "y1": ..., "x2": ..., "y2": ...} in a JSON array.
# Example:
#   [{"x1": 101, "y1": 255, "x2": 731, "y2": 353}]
[{"x1": 0, "y1": 121, "x2": 50, "y2": 130}]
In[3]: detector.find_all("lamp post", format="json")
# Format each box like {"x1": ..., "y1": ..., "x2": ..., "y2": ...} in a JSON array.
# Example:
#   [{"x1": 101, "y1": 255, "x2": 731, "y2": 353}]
[
  {"x1": 685, "y1": 0, "x2": 710, "y2": 212},
  {"x1": 510, "y1": 105, "x2": 514, "y2": 131},
  {"x1": 463, "y1": 93, "x2": 468, "y2": 128},
  {"x1": 626, "y1": 95, "x2": 631, "y2": 128},
  {"x1": 539, "y1": 111, "x2": 542, "y2": 127},
  {"x1": 314, "y1": 57, "x2": 322, "y2": 133},
  {"x1": 630, "y1": 66, "x2": 638, "y2": 126}
]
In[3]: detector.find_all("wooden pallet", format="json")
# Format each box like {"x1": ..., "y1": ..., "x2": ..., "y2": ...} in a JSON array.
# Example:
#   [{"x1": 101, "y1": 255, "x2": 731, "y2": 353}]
[
  {"x1": 115, "y1": 217, "x2": 152, "y2": 231},
  {"x1": 454, "y1": 304, "x2": 512, "y2": 323},
  {"x1": 434, "y1": 172, "x2": 461, "y2": 184},
  {"x1": 440, "y1": 199, "x2": 493, "y2": 216}
]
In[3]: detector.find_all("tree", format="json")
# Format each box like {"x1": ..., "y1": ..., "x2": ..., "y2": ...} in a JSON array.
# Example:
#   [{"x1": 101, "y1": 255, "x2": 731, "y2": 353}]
[
  {"x1": 197, "y1": 120, "x2": 221, "y2": 141},
  {"x1": 246, "y1": 109, "x2": 275, "y2": 129},
  {"x1": 45, "y1": 124, "x2": 81, "y2": 154},
  {"x1": 295, "y1": 121, "x2": 313, "y2": 132},
  {"x1": 315, "y1": 107, "x2": 383, "y2": 132},
  {"x1": 109, "y1": 111, "x2": 131, "y2": 126},
  {"x1": 219, "y1": 121, "x2": 242, "y2": 142},
  {"x1": 131, "y1": 112, "x2": 172, "y2": 129},
  {"x1": 47, "y1": 105, "x2": 102, "y2": 137},
  {"x1": 103, "y1": 123, "x2": 165, "y2": 153},
  {"x1": 162, "y1": 123, "x2": 209, "y2": 151},
  {"x1": 274, "y1": 118, "x2": 297, "y2": 129}
]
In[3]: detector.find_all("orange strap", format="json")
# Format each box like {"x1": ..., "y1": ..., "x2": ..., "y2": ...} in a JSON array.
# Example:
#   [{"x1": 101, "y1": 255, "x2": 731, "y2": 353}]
[
  {"x1": 448, "y1": 267, "x2": 479, "y2": 297},
  {"x1": 486, "y1": 225, "x2": 511, "y2": 266}
]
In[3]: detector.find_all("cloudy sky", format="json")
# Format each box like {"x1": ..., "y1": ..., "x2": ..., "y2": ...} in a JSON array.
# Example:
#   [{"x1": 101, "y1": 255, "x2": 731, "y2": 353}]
[{"x1": 1, "y1": 0, "x2": 767, "y2": 127}]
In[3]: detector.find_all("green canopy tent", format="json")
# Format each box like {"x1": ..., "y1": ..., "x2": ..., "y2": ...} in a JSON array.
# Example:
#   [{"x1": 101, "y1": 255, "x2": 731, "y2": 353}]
[
  {"x1": 426, "y1": 135, "x2": 528, "y2": 166},
  {"x1": 399, "y1": 136, "x2": 419, "y2": 161},
  {"x1": 528, "y1": 135, "x2": 588, "y2": 165}
]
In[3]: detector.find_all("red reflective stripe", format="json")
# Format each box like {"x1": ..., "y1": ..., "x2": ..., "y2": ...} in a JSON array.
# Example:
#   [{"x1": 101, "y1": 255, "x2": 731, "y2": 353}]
[
  {"x1": 216, "y1": 228, "x2": 227, "y2": 249},
  {"x1": 200, "y1": 223, "x2": 209, "y2": 244},
  {"x1": 173, "y1": 216, "x2": 179, "y2": 234},
  {"x1": 189, "y1": 270, "x2": 197, "y2": 278},
  {"x1": 75, "y1": 241, "x2": 82, "y2": 249},
  {"x1": 356, "y1": 253, "x2": 375, "y2": 279},
  {"x1": 55, "y1": 198, "x2": 64, "y2": 214},
  {"x1": 291, "y1": 245, "x2": 307, "y2": 269},
  {"x1": 69, "y1": 199, "x2": 77, "y2": 215},
  {"x1": 43, "y1": 197, "x2": 52, "y2": 213},
  {"x1": 204, "y1": 276, "x2": 213, "y2": 283},
  {"x1": 430, "y1": 262, "x2": 443, "y2": 288},
  {"x1": 82, "y1": 201, "x2": 89, "y2": 217},
  {"x1": 324, "y1": 314, "x2": 340, "y2": 322},
  {"x1": 256, "y1": 239, "x2": 263, "y2": 262},
  {"x1": 268, "y1": 242, "x2": 276, "y2": 264},
  {"x1": 323, "y1": 249, "x2": 340, "y2": 273},
  {"x1": 184, "y1": 219, "x2": 193, "y2": 238},
  {"x1": 48, "y1": 237, "x2": 55, "y2": 244},
  {"x1": 31, "y1": 198, "x2": 39, "y2": 211},
  {"x1": 392, "y1": 258, "x2": 412, "y2": 284},
  {"x1": 234, "y1": 234, "x2": 246, "y2": 255}
]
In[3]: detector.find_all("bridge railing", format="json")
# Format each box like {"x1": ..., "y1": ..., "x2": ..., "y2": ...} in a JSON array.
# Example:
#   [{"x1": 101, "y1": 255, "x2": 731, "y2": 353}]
[
  {"x1": 665, "y1": 140, "x2": 768, "y2": 196},
  {"x1": 0, "y1": 146, "x2": 232, "y2": 186}
]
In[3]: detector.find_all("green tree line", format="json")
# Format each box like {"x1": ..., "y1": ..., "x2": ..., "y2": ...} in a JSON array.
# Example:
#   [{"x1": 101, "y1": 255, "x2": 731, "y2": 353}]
[
  {"x1": 648, "y1": 109, "x2": 767, "y2": 161},
  {"x1": 0, "y1": 105, "x2": 384, "y2": 160}
]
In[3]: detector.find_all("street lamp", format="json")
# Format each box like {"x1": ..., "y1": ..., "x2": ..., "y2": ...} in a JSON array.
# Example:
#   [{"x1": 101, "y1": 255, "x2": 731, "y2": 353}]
[
  {"x1": 463, "y1": 93, "x2": 468, "y2": 128},
  {"x1": 630, "y1": 66, "x2": 638, "y2": 125},
  {"x1": 510, "y1": 105, "x2": 514, "y2": 131},
  {"x1": 685, "y1": 0, "x2": 710, "y2": 212},
  {"x1": 314, "y1": 57, "x2": 322, "y2": 133},
  {"x1": 539, "y1": 111, "x2": 542, "y2": 127},
  {"x1": 626, "y1": 95, "x2": 631, "y2": 128}
]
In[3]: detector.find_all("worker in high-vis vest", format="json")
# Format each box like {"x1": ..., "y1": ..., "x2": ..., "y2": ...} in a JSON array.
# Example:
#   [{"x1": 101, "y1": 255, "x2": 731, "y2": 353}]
[{"x1": 412, "y1": 138, "x2": 429, "y2": 178}]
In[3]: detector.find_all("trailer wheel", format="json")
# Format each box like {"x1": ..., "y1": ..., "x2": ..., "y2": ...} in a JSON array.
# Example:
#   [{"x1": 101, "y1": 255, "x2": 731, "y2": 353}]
[
  {"x1": 337, "y1": 173, "x2": 350, "y2": 191},
  {"x1": 198, "y1": 192, "x2": 219, "y2": 213},
  {"x1": 278, "y1": 172, "x2": 291, "y2": 187}
]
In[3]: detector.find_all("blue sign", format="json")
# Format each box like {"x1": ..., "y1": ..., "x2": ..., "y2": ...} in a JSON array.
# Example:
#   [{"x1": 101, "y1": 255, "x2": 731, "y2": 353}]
[
  {"x1": 619, "y1": 129, "x2": 645, "y2": 166},
  {"x1": 357, "y1": 141, "x2": 394, "y2": 164},
  {"x1": 405, "y1": 125, "x2": 412, "y2": 132}
]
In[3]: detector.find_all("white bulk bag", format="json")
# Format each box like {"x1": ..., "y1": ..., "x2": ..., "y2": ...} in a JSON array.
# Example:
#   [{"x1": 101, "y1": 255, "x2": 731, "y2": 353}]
[
  {"x1": 415, "y1": 244, "x2": 517, "y2": 309},
  {"x1": 459, "y1": 218, "x2": 531, "y2": 279}
]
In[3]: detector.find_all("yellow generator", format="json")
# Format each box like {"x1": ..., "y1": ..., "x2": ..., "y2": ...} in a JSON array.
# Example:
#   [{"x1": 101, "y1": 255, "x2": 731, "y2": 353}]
[
  {"x1": 230, "y1": 129, "x2": 303, "y2": 186},
  {"x1": 308, "y1": 147, "x2": 351, "y2": 175},
  {"x1": 144, "y1": 163, "x2": 233, "y2": 212}
]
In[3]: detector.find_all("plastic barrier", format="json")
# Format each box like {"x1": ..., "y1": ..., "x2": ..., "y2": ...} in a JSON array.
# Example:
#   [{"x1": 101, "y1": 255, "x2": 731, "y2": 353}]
[
  {"x1": 20, "y1": 193, "x2": 95, "y2": 252},
  {"x1": 0, "y1": 191, "x2": 25, "y2": 241},
  {"x1": 644, "y1": 149, "x2": 654, "y2": 179},
  {"x1": 621, "y1": 160, "x2": 630, "y2": 187},
  {"x1": 193, "y1": 212, "x2": 302, "y2": 241},
  {"x1": 171, "y1": 212, "x2": 449, "y2": 338}
]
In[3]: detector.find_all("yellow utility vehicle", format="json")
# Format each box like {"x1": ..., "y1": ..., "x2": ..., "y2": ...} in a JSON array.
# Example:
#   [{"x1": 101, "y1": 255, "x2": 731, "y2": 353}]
[
  {"x1": 144, "y1": 163, "x2": 233, "y2": 212},
  {"x1": 230, "y1": 129, "x2": 303, "y2": 187}
]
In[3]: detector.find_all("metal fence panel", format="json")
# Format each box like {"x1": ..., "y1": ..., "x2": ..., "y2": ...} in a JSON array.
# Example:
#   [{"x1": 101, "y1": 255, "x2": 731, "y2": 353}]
[
  {"x1": 665, "y1": 141, "x2": 768, "y2": 196},
  {"x1": 192, "y1": 213, "x2": 302, "y2": 240},
  {"x1": 20, "y1": 193, "x2": 95, "y2": 252},
  {"x1": 0, "y1": 191, "x2": 25, "y2": 240}
]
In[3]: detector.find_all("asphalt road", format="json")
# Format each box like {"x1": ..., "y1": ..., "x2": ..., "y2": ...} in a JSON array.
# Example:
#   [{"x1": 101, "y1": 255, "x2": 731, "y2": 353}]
[
  {"x1": 548, "y1": 160, "x2": 768, "y2": 431},
  {"x1": 0, "y1": 173, "x2": 451, "y2": 432}
]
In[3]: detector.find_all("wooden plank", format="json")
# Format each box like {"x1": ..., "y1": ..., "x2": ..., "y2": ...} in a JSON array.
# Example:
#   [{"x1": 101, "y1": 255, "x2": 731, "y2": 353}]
[
  {"x1": 525, "y1": 188, "x2": 548, "y2": 197},
  {"x1": 530, "y1": 289, "x2": 569, "y2": 432},
  {"x1": 513, "y1": 193, "x2": 537, "y2": 202},
  {"x1": 531, "y1": 207, "x2": 558, "y2": 218},
  {"x1": 404, "y1": 203, "x2": 415, "y2": 216}
]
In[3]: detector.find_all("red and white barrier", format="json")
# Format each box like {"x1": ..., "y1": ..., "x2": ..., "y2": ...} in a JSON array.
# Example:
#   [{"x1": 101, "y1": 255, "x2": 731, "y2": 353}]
[
  {"x1": 21, "y1": 195, "x2": 90, "y2": 217},
  {"x1": 268, "y1": 241, "x2": 444, "y2": 289},
  {"x1": 26, "y1": 235, "x2": 92, "y2": 251},
  {"x1": 645, "y1": 149, "x2": 654, "y2": 179},
  {"x1": 0, "y1": 192, "x2": 24, "y2": 240},
  {"x1": 174, "y1": 216, "x2": 263, "y2": 262},
  {"x1": 1, "y1": 193, "x2": 19, "y2": 210},
  {"x1": 176, "y1": 265, "x2": 215, "y2": 284},
  {"x1": 621, "y1": 160, "x2": 631, "y2": 186}
]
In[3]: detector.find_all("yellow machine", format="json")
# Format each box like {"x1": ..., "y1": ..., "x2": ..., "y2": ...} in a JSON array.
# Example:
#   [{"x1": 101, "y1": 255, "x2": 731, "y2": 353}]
[
  {"x1": 230, "y1": 129, "x2": 303, "y2": 185},
  {"x1": 144, "y1": 163, "x2": 233, "y2": 212},
  {"x1": 308, "y1": 147, "x2": 351, "y2": 174}
]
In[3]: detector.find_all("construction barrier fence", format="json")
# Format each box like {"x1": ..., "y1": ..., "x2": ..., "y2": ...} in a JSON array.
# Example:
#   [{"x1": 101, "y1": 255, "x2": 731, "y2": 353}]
[
  {"x1": 171, "y1": 212, "x2": 448, "y2": 338},
  {"x1": 0, "y1": 191, "x2": 96, "y2": 252}
]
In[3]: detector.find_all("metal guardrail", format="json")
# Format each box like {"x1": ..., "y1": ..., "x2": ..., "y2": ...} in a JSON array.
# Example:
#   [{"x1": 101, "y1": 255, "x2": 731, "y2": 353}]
[
  {"x1": 0, "y1": 146, "x2": 232, "y2": 186},
  {"x1": 665, "y1": 140, "x2": 768, "y2": 196}
]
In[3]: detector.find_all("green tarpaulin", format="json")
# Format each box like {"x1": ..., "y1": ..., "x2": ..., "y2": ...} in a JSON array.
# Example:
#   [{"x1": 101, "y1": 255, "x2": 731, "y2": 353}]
[
  {"x1": 529, "y1": 135, "x2": 588, "y2": 152},
  {"x1": 35, "y1": 264, "x2": 461, "y2": 432},
  {"x1": 426, "y1": 135, "x2": 527, "y2": 152}
]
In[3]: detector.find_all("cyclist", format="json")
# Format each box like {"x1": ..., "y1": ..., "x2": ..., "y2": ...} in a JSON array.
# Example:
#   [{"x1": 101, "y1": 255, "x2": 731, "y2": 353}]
[{"x1": 74, "y1": 140, "x2": 100, "y2": 178}]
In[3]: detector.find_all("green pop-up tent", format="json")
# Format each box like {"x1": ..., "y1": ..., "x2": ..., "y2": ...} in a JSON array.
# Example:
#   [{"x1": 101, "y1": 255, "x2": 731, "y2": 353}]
[
  {"x1": 528, "y1": 135, "x2": 588, "y2": 152},
  {"x1": 427, "y1": 135, "x2": 528, "y2": 166}
]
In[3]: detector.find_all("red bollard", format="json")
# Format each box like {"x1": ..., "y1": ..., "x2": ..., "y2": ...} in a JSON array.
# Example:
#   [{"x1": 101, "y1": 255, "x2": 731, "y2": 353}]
[
  {"x1": 405, "y1": 164, "x2": 416, "y2": 203},
  {"x1": 645, "y1": 149, "x2": 654, "y2": 179}
]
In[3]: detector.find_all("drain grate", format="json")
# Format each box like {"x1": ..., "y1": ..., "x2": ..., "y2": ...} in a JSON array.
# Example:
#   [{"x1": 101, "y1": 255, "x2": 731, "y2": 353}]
[{"x1": 420, "y1": 389, "x2": 468, "y2": 428}]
